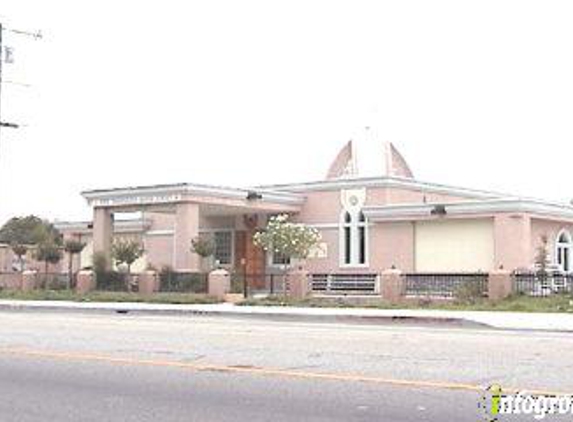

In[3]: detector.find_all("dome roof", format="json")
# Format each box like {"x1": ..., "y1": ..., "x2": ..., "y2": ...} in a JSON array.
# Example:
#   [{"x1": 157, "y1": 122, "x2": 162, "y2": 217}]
[{"x1": 326, "y1": 129, "x2": 414, "y2": 180}]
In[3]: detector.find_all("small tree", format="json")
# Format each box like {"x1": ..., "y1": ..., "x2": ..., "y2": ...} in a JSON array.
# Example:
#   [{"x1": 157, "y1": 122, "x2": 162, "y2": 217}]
[
  {"x1": 92, "y1": 251, "x2": 108, "y2": 287},
  {"x1": 35, "y1": 242, "x2": 63, "y2": 289},
  {"x1": 253, "y1": 214, "x2": 321, "y2": 270},
  {"x1": 191, "y1": 236, "x2": 215, "y2": 270},
  {"x1": 535, "y1": 234, "x2": 550, "y2": 276},
  {"x1": 111, "y1": 238, "x2": 143, "y2": 291},
  {"x1": 10, "y1": 243, "x2": 28, "y2": 273},
  {"x1": 0, "y1": 215, "x2": 61, "y2": 246},
  {"x1": 191, "y1": 236, "x2": 215, "y2": 258},
  {"x1": 64, "y1": 239, "x2": 86, "y2": 289}
]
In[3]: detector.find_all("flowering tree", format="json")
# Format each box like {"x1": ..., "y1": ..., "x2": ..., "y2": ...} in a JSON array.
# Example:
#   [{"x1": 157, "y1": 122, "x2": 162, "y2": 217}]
[{"x1": 253, "y1": 214, "x2": 321, "y2": 269}]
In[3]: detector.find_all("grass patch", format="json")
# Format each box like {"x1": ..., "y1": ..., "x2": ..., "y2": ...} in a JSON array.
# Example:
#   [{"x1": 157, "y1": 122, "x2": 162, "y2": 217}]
[
  {"x1": 0, "y1": 289, "x2": 221, "y2": 305},
  {"x1": 238, "y1": 293, "x2": 573, "y2": 313}
]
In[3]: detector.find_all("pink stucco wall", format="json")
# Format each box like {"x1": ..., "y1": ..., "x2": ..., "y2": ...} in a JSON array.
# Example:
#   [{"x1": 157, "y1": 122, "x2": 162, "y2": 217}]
[
  {"x1": 305, "y1": 229, "x2": 339, "y2": 273},
  {"x1": 145, "y1": 235, "x2": 174, "y2": 270},
  {"x1": 299, "y1": 186, "x2": 473, "y2": 273},
  {"x1": 369, "y1": 221, "x2": 415, "y2": 272}
]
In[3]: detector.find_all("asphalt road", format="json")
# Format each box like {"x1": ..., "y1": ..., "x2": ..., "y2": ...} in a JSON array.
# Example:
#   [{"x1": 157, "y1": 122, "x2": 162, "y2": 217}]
[{"x1": 1, "y1": 310, "x2": 572, "y2": 421}]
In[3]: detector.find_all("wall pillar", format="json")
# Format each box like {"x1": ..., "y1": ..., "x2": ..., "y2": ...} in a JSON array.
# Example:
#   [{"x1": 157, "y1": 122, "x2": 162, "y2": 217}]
[
  {"x1": 287, "y1": 268, "x2": 309, "y2": 299},
  {"x1": 208, "y1": 269, "x2": 231, "y2": 300},
  {"x1": 76, "y1": 270, "x2": 96, "y2": 294},
  {"x1": 93, "y1": 207, "x2": 114, "y2": 269},
  {"x1": 381, "y1": 269, "x2": 404, "y2": 303},
  {"x1": 488, "y1": 270, "x2": 513, "y2": 302},
  {"x1": 21, "y1": 270, "x2": 37, "y2": 292},
  {"x1": 138, "y1": 271, "x2": 159, "y2": 295},
  {"x1": 174, "y1": 202, "x2": 200, "y2": 272}
]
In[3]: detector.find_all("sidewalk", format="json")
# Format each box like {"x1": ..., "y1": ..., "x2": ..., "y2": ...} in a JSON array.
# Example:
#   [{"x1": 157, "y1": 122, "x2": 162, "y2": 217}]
[{"x1": 1, "y1": 299, "x2": 572, "y2": 332}]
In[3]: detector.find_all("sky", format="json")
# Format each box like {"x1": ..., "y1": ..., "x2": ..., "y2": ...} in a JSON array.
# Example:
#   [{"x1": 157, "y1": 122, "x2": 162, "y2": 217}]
[{"x1": 1, "y1": 0, "x2": 572, "y2": 225}]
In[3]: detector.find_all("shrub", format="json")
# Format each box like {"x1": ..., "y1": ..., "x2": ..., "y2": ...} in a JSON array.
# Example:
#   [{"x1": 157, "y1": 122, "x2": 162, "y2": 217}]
[{"x1": 454, "y1": 281, "x2": 484, "y2": 305}]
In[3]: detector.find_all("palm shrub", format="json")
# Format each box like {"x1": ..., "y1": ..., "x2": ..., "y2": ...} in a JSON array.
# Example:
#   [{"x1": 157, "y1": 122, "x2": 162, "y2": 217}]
[
  {"x1": 63, "y1": 239, "x2": 86, "y2": 289},
  {"x1": 11, "y1": 243, "x2": 28, "y2": 272},
  {"x1": 35, "y1": 242, "x2": 63, "y2": 289},
  {"x1": 111, "y1": 239, "x2": 143, "y2": 291}
]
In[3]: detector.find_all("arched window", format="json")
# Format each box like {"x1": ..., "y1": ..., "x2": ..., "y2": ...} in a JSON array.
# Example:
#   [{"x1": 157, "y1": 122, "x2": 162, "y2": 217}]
[
  {"x1": 358, "y1": 212, "x2": 366, "y2": 265},
  {"x1": 340, "y1": 210, "x2": 368, "y2": 266},
  {"x1": 342, "y1": 212, "x2": 352, "y2": 265},
  {"x1": 556, "y1": 230, "x2": 572, "y2": 273}
]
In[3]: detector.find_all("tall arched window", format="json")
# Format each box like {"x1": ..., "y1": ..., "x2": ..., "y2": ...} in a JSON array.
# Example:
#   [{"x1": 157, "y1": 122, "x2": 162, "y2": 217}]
[
  {"x1": 342, "y1": 211, "x2": 352, "y2": 265},
  {"x1": 556, "y1": 230, "x2": 572, "y2": 273},
  {"x1": 340, "y1": 210, "x2": 368, "y2": 266},
  {"x1": 358, "y1": 212, "x2": 367, "y2": 265}
]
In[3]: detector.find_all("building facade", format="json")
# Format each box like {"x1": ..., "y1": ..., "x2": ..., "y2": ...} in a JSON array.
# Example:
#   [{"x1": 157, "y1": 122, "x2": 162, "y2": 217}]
[{"x1": 41, "y1": 141, "x2": 573, "y2": 276}]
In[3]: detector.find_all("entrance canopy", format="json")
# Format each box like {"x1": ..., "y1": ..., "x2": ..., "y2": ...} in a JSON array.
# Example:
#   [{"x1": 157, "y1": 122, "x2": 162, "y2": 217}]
[
  {"x1": 82, "y1": 182, "x2": 305, "y2": 272},
  {"x1": 82, "y1": 182, "x2": 305, "y2": 214}
]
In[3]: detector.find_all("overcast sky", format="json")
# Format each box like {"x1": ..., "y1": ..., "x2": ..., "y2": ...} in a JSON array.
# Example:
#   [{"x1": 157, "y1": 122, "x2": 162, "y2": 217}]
[{"x1": 1, "y1": 0, "x2": 572, "y2": 224}]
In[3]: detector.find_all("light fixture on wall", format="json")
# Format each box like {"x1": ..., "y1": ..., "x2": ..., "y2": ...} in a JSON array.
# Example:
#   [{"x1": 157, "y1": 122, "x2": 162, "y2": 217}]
[
  {"x1": 430, "y1": 204, "x2": 447, "y2": 216},
  {"x1": 246, "y1": 191, "x2": 263, "y2": 200}
]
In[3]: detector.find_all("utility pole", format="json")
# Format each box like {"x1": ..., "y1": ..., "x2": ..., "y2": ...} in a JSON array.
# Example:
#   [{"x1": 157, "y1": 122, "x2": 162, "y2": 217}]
[
  {"x1": 0, "y1": 21, "x2": 4, "y2": 138},
  {"x1": 0, "y1": 22, "x2": 42, "y2": 153}
]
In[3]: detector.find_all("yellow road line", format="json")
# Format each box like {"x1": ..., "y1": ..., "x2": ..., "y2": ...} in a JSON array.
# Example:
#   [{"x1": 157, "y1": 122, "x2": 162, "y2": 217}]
[{"x1": 0, "y1": 347, "x2": 570, "y2": 397}]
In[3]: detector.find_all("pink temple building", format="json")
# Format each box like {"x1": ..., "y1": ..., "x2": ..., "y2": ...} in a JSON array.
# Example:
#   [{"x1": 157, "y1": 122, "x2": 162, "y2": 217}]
[{"x1": 5, "y1": 140, "x2": 573, "y2": 279}]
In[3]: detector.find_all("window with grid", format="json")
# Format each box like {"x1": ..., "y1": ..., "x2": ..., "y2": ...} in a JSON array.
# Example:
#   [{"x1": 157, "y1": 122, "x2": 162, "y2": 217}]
[{"x1": 214, "y1": 231, "x2": 232, "y2": 265}]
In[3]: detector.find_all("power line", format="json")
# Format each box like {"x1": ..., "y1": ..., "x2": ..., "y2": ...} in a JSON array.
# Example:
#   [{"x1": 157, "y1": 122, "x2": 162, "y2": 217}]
[{"x1": 0, "y1": 22, "x2": 42, "y2": 154}]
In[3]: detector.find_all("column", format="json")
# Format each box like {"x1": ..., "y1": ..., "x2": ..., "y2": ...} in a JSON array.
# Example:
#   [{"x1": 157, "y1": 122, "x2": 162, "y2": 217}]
[
  {"x1": 494, "y1": 213, "x2": 531, "y2": 271},
  {"x1": 92, "y1": 207, "x2": 113, "y2": 269},
  {"x1": 174, "y1": 202, "x2": 200, "y2": 272}
]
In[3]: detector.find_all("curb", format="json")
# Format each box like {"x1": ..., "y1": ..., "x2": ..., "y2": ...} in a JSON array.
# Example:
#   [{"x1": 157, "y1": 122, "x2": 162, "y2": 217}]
[
  {"x1": 2, "y1": 300, "x2": 573, "y2": 332},
  {"x1": 0, "y1": 301, "x2": 491, "y2": 329}
]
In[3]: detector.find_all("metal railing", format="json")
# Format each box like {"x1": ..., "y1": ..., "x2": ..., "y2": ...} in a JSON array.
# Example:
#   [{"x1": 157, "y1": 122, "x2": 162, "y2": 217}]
[
  {"x1": 230, "y1": 273, "x2": 288, "y2": 296},
  {"x1": 159, "y1": 272, "x2": 208, "y2": 294},
  {"x1": 95, "y1": 271, "x2": 131, "y2": 292},
  {"x1": 513, "y1": 272, "x2": 573, "y2": 297},
  {"x1": 403, "y1": 273, "x2": 488, "y2": 299},
  {"x1": 38, "y1": 273, "x2": 71, "y2": 290},
  {"x1": 310, "y1": 273, "x2": 379, "y2": 295}
]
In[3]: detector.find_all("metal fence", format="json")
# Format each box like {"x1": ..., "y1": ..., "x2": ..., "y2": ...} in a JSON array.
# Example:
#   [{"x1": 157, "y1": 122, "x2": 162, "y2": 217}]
[
  {"x1": 95, "y1": 271, "x2": 131, "y2": 292},
  {"x1": 310, "y1": 273, "x2": 379, "y2": 295},
  {"x1": 158, "y1": 271, "x2": 208, "y2": 293},
  {"x1": 513, "y1": 272, "x2": 573, "y2": 297},
  {"x1": 38, "y1": 273, "x2": 71, "y2": 290},
  {"x1": 403, "y1": 273, "x2": 488, "y2": 299},
  {"x1": 230, "y1": 273, "x2": 288, "y2": 296}
]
